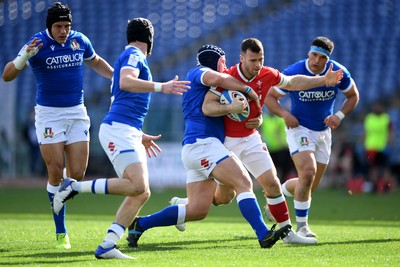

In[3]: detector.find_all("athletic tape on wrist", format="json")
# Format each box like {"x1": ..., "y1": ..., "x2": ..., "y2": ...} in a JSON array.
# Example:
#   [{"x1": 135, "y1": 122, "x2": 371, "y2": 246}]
[
  {"x1": 335, "y1": 111, "x2": 345, "y2": 120},
  {"x1": 13, "y1": 57, "x2": 27, "y2": 70},
  {"x1": 154, "y1": 82, "x2": 162, "y2": 92}
]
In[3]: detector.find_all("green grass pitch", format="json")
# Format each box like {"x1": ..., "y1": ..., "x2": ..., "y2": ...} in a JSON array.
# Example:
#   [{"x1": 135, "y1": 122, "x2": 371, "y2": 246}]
[{"x1": 0, "y1": 186, "x2": 399, "y2": 266}]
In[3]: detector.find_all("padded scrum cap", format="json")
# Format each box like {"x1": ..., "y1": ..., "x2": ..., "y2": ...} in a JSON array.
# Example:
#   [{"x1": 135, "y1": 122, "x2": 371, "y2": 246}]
[
  {"x1": 46, "y1": 2, "x2": 72, "y2": 32},
  {"x1": 196, "y1": 44, "x2": 226, "y2": 71},
  {"x1": 127, "y1": 18, "x2": 154, "y2": 55}
]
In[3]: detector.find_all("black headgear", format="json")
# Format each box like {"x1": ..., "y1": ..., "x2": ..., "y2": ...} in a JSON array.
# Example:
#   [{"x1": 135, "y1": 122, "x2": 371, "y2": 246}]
[
  {"x1": 46, "y1": 2, "x2": 72, "y2": 32},
  {"x1": 127, "y1": 18, "x2": 154, "y2": 55},
  {"x1": 196, "y1": 44, "x2": 226, "y2": 71}
]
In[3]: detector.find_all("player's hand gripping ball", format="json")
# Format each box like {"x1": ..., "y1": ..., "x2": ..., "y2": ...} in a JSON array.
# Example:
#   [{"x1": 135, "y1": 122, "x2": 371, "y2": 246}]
[{"x1": 219, "y1": 90, "x2": 250, "y2": 122}]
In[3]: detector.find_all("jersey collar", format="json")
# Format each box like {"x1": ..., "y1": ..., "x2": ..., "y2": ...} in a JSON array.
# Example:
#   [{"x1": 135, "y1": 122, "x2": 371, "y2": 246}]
[{"x1": 237, "y1": 63, "x2": 256, "y2": 82}]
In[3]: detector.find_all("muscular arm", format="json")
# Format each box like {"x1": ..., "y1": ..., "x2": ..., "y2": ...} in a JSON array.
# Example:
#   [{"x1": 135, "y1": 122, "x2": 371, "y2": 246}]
[
  {"x1": 202, "y1": 69, "x2": 260, "y2": 109},
  {"x1": 85, "y1": 55, "x2": 114, "y2": 79},
  {"x1": 119, "y1": 69, "x2": 190, "y2": 95},
  {"x1": 202, "y1": 90, "x2": 245, "y2": 117},
  {"x1": 2, "y1": 61, "x2": 24, "y2": 82},
  {"x1": 324, "y1": 83, "x2": 360, "y2": 129},
  {"x1": 265, "y1": 88, "x2": 289, "y2": 118},
  {"x1": 2, "y1": 38, "x2": 43, "y2": 82},
  {"x1": 281, "y1": 63, "x2": 343, "y2": 91},
  {"x1": 339, "y1": 83, "x2": 359, "y2": 115},
  {"x1": 265, "y1": 87, "x2": 299, "y2": 128}
]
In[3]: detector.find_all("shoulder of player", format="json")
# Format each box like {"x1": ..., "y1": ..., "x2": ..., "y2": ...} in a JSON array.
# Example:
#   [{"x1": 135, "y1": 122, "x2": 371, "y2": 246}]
[{"x1": 257, "y1": 66, "x2": 281, "y2": 79}]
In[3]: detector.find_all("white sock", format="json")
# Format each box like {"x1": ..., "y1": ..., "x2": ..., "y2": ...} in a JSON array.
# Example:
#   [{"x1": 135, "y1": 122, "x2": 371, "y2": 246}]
[
  {"x1": 281, "y1": 182, "x2": 293, "y2": 197},
  {"x1": 101, "y1": 223, "x2": 125, "y2": 248}
]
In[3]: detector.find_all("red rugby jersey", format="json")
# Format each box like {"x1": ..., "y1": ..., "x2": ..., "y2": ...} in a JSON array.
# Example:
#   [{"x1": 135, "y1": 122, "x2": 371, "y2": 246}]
[{"x1": 220, "y1": 64, "x2": 282, "y2": 137}]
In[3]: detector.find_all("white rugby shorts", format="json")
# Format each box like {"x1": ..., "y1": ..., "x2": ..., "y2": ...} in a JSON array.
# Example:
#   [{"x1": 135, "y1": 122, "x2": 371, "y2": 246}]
[
  {"x1": 99, "y1": 122, "x2": 147, "y2": 178},
  {"x1": 286, "y1": 125, "x2": 332, "y2": 164},
  {"x1": 224, "y1": 131, "x2": 274, "y2": 179},
  {"x1": 181, "y1": 137, "x2": 233, "y2": 184},
  {"x1": 34, "y1": 104, "x2": 90, "y2": 145}
]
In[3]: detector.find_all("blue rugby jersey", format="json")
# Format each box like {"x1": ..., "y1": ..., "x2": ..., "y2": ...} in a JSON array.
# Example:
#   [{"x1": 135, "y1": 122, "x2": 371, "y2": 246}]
[
  {"x1": 102, "y1": 45, "x2": 152, "y2": 130},
  {"x1": 182, "y1": 66, "x2": 225, "y2": 145},
  {"x1": 276, "y1": 59, "x2": 354, "y2": 131},
  {"x1": 27, "y1": 29, "x2": 96, "y2": 107}
]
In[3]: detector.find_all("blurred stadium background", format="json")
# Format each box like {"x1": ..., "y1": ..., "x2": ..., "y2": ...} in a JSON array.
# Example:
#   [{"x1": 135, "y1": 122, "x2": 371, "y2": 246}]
[{"x1": 0, "y1": 0, "x2": 399, "y2": 189}]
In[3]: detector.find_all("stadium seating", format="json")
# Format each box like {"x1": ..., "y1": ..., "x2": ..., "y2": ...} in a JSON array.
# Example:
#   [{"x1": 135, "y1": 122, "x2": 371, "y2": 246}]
[{"x1": 0, "y1": 0, "x2": 399, "y2": 143}]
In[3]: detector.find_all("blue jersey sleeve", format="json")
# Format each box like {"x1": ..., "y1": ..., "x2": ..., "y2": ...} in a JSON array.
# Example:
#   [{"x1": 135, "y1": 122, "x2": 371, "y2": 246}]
[
  {"x1": 331, "y1": 60, "x2": 352, "y2": 92},
  {"x1": 78, "y1": 33, "x2": 95, "y2": 60}
]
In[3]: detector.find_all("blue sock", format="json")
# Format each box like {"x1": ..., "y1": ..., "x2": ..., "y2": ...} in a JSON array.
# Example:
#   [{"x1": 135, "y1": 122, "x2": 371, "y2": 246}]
[
  {"x1": 139, "y1": 206, "x2": 179, "y2": 231},
  {"x1": 48, "y1": 191, "x2": 66, "y2": 234},
  {"x1": 237, "y1": 192, "x2": 268, "y2": 240}
]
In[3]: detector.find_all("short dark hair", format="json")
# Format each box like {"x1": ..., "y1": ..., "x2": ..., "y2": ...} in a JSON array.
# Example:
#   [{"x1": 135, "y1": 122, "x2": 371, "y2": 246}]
[
  {"x1": 311, "y1": 36, "x2": 334, "y2": 54},
  {"x1": 241, "y1": 38, "x2": 263, "y2": 54}
]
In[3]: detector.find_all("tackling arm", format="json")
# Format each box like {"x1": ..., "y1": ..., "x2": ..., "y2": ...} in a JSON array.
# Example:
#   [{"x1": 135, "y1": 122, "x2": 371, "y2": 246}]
[
  {"x1": 202, "y1": 90, "x2": 246, "y2": 117},
  {"x1": 202, "y1": 70, "x2": 260, "y2": 108}
]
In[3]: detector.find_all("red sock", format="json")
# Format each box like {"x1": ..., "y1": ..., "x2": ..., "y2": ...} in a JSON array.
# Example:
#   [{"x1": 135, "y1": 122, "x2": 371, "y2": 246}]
[{"x1": 268, "y1": 201, "x2": 290, "y2": 223}]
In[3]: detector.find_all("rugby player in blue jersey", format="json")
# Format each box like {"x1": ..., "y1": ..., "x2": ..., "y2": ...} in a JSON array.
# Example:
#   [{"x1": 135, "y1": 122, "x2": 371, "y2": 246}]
[
  {"x1": 2, "y1": 2, "x2": 113, "y2": 250},
  {"x1": 122, "y1": 44, "x2": 293, "y2": 250},
  {"x1": 52, "y1": 18, "x2": 190, "y2": 259},
  {"x1": 265, "y1": 36, "x2": 359, "y2": 239}
]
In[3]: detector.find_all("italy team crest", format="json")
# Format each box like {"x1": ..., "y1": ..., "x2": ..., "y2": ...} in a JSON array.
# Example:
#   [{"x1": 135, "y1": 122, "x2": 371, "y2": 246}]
[
  {"x1": 300, "y1": 136, "x2": 309, "y2": 146},
  {"x1": 43, "y1": 127, "x2": 54, "y2": 138},
  {"x1": 70, "y1": 39, "x2": 80, "y2": 51}
]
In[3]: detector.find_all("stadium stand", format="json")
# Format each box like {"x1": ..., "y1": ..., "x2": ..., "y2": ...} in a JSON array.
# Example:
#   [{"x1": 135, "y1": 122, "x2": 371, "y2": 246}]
[{"x1": 0, "y1": 0, "x2": 399, "y2": 178}]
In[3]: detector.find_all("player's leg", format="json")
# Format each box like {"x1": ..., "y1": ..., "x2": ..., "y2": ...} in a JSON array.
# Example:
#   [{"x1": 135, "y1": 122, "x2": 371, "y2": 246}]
[
  {"x1": 257, "y1": 169, "x2": 290, "y2": 225},
  {"x1": 239, "y1": 132, "x2": 316, "y2": 244},
  {"x1": 212, "y1": 154, "x2": 290, "y2": 248},
  {"x1": 40, "y1": 142, "x2": 70, "y2": 249},
  {"x1": 34, "y1": 105, "x2": 74, "y2": 249},
  {"x1": 126, "y1": 139, "x2": 218, "y2": 247},
  {"x1": 227, "y1": 133, "x2": 287, "y2": 225},
  {"x1": 63, "y1": 110, "x2": 90, "y2": 181},
  {"x1": 126, "y1": 179, "x2": 216, "y2": 248},
  {"x1": 291, "y1": 150, "x2": 318, "y2": 237},
  {"x1": 64, "y1": 141, "x2": 89, "y2": 181}
]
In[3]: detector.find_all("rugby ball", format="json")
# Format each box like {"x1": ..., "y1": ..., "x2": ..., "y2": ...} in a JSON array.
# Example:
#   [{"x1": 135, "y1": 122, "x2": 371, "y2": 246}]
[{"x1": 219, "y1": 90, "x2": 250, "y2": 122}]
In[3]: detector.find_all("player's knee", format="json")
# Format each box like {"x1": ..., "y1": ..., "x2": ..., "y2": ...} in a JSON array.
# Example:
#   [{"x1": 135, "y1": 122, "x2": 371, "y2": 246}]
[
  {"x1": 213, "y1": 198, "x2": 232, "y2": 206},
  {"x1": 47, "y1": 164, "x2": 64, "y2": 182},
  {"x1": 68, "y1": 169, "x2": 86, "y2": 180},
  {"x1": 299, "y1": 168, "x2": 316, "y2": 185},
  {"x1": 127, "y1": 184, "x2": 150, "y2": 198},
  {"x1": 259, "y1": 176, "x2": 282, "y2": 195},
  {"x1": 186, "y1": 204, "x2": 210, "y2": 221},
  {"x1": 230, "y1": 172, "x2": 251, "y2": 189},
  {"x1": 299, "y1": 174, "x2": 315, "y2": 188},
  {"x1": 213, "y1": 192, "x2": 235, "y2": 206},
  {"x1": 136, "y1": 188, "x2": 151, "y2": 203},
  {"x1": 192, "y1": 209, "x2": 209, "y2": 221}
]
